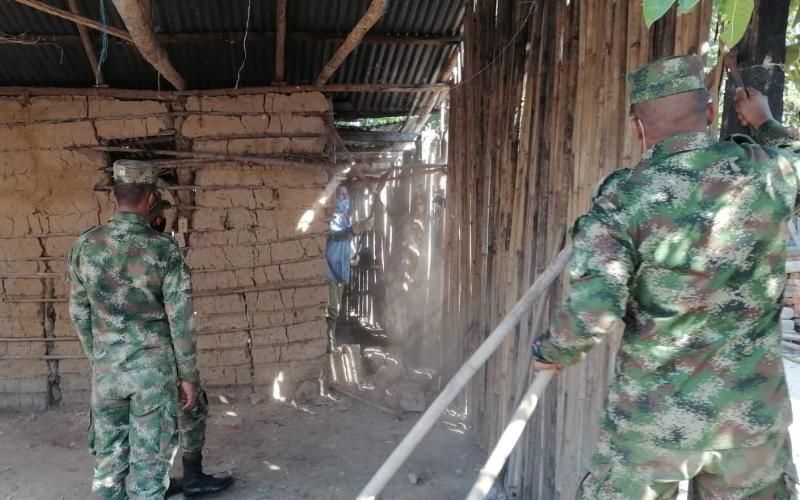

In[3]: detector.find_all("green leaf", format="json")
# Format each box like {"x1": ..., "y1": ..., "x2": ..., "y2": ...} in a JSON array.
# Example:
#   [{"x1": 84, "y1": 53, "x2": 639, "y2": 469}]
[
  {"x1": 793, "y1": 0, "x2": 800, "y2": 28},
  {"x1": 677, "y1": 0, "x2": 701, "y2": 15},
  {"x1": 643, "y1": 0, "x2": 677, "y2": 27},
  {"x1": 719, "y1": 0, "x2": 754, "y2": 48},
  {"x1": 788, "y1": 43, "x2": 800, "y2": 68}
]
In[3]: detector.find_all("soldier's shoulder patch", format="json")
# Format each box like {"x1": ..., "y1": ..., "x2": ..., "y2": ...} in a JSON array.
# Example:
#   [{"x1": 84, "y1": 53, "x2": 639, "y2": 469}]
[{"x1": 592, "y1": 168, "x2": 631, "y2": 202}]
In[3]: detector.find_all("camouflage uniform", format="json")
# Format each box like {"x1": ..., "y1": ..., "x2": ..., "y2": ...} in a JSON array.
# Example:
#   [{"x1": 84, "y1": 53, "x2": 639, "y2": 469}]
[
  {"x1": 533, "y1": 56, "x2": 799, "y2": 498},
  {"x1": 67, "y1": 160, "x2": 199, "y2": 500}
]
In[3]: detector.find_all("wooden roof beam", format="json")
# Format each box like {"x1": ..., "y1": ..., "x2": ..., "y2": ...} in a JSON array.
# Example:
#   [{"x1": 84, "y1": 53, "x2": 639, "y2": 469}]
[
  {"x1": 9, "y1": 0, "x2": 132, "y2": 42},
  {"x1": 339, "y1": 131, "x2": 418, "y2": 143},
  {"x1": 0, "y1": 32, "x2": 461, "y2": 46},
  {"x1": 275, "y1": 0, "x2": 287, "y2": 83},
  {"x1": 110, "y1": 0, "x2": 186, "y2": 91},
  {"x1": 405, "y1": 47, "x2": 460, "y2": 133},
  {"x1": 0, "y1": 83, "x2": 450, "y2": 100},
  {"x1": 65, "y1": 0, "x2": 105, "y2": 86},
  {"x1": 315, "y1": 0, "x2": 388, "y2": 86}
]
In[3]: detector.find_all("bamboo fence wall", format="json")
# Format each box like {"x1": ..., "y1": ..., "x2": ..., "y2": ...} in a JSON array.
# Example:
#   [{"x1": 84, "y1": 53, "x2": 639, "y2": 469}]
[{"x1": 441, "y1": 1, "x2": 713, "y2": 497}]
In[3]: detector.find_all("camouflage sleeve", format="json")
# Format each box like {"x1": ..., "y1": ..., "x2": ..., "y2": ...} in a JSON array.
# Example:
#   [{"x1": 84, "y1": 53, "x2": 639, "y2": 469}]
[
  {"x1": 163, "y1": 245, "x2": 200, "y2": 382},
  {"x1": 538, "y1": 211, "x2": 635, "y2": 366},
  {"x1": 66, "y1": 248, "x2": 93, "y2": 359},
  {"x1": 755, "y1": 119, "x2": 800, "y2": 151}
]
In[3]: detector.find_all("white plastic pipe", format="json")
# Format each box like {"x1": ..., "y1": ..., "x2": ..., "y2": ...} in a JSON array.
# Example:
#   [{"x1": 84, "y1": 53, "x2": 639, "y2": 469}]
[
  {"x1": 465, "y1": 370, "x2": 554, "y2": 500},
  {"x1": 356, "y1": 245, "x2": 572, "y2": 500}
]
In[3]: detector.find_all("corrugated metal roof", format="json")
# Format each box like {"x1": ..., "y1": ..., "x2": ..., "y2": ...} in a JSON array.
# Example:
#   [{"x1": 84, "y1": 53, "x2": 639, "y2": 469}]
[{"x1": 0, "y1": 0, "x2": 462, "y2": 117}]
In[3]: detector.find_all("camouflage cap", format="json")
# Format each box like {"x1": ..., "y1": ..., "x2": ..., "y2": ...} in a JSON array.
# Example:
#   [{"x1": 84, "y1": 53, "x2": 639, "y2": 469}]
[
  {"x1": 626, "y1": 55, "x2": 706, "y2": 105},
  {"x1": 113, "y1": 159, "x2": 158, "y2": 185}
]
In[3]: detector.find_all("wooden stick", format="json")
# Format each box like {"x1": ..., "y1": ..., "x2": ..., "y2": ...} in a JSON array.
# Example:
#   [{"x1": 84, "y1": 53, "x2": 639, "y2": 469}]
[
  {"x1": 408, "y1": 48, "x2": 461, "y2": 133},
  {"x1": 329, "y1": 383, "x2": 397, "y2": 417},
  {"x1": 66, "y1": 0, "x2": 105, "y2": 86},
  {"x1": 9, "y1": 0, "x2": 132, "y2": 42},
  {"x1": 0, "y1": 31, "x2": 461, "y2": 46},
  {"x1": 192, "y1": 279, "x2": 327, "y2": 298},
  {"x1": 356, "y1": 245, "x2": 573, "y2": 500},
  {"x1": 110, "y1": 0, "x2": 186, "y2": 90},
  {"x1": 0, "y1": 337, "x2": 77, "y2": 342},
  {"x1": 0, "y1": 355, "x2": 84, "y2": 360},
  {"x1": 0, "y1": 83, "x2": 449, "y2": 100},
  {"x1": 465, "y1": 371, "x2": 555, "y2": 500},
  {"x1": 315, "y1": 0, "x2": 387, "y2": 85},
  {"x1": 275, "y1": 0, "x2": 288, "y2": 83},
  {"x1": 77, "y1": 146, "x2": 334, "y2": 169},
  {"x1": 194, "y1": 256, "x2": 320, "y2": 274}
]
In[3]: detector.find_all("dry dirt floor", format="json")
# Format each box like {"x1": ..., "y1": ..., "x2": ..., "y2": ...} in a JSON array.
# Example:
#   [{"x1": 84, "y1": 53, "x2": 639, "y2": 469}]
[{"x1": 0, "y1": 391, "x2": 484, "y2": 500}]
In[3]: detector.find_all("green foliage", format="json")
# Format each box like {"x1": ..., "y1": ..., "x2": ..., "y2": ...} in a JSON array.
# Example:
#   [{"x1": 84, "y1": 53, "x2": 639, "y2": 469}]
[
  {"x1": 643, "y1": 0, "x2": 753, "y2": 47},
  {"x1": 644, "y1": 0, "x2": 678, "y2": 26},
  {"x1": 678, "y1": 0, "x2": 702, "y2": 14},
  {"x1": 717, "y1": 0, "x2": 755, "y2": 47}
]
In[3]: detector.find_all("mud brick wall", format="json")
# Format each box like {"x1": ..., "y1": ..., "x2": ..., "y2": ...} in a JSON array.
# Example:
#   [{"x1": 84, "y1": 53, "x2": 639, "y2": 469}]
[{"x1": 0, "y1": 93, "x2": 332, "y2": 407}]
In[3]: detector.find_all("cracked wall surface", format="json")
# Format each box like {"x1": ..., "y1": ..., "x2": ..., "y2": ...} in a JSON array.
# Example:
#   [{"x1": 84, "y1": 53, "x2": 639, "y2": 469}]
[{"x1": 0, "y1": 93, "x2": 332, "y2": 407}]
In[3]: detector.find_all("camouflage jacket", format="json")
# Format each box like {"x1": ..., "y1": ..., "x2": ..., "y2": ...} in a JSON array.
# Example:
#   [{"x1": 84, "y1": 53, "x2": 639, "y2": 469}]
[
  {"x1": 66, "y1": 212, "x2": 199, "y2": 382},
  {"x1": 539, "y1": 120, "x2": 800, "y2": 451}
]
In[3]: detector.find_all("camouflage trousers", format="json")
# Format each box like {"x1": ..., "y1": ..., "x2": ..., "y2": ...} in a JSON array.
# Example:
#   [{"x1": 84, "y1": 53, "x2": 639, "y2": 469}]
[
  {"x1": 88, "y1": 364, "x2": 179, "y2": 500},
  {"x1": 579, "y1": 432, "x2": 798, "y2": 499},
  {"x1": 179, "y1": 388, "x2": 208, "y2": 453}
]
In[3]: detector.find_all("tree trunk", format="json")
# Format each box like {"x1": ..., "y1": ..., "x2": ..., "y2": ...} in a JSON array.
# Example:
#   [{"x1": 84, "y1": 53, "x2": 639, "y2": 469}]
[{"x1": 720, "y1": 0, "x2": 791, "y2": 138}]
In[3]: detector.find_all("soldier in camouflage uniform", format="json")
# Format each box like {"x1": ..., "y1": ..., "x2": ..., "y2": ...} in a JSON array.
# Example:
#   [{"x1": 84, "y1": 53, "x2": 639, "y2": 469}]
[
  {"x1": 67, "y1": 159, "x2": 199, "y2": 500},
  {"x1": 146, "y1": 198, "x2": 234, "y2": 498},
  {"x1": 532, "y1": 55, "x2": 799, "y2": 498}
]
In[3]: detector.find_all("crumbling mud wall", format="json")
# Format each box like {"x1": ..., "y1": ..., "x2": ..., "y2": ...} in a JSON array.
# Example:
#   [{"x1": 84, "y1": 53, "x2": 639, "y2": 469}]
[{"x1": 0, "y1": 93, "x2": 332, "y2": 407}]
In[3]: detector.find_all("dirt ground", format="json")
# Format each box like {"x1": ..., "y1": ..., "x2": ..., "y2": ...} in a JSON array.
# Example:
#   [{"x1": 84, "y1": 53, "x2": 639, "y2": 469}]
[{"x1": 0, "y1": 391, "x2": 485, "y2": 500}]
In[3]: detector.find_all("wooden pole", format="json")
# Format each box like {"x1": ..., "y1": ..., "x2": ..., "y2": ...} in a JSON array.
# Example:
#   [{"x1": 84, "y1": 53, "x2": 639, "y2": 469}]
[
  {"x1": 111, "y1": 0, "x2": 187, "y2": 90},
  {"x1": 0, "y1": 83, "x2": 449, "y2": 100},
  {"x1": 9, "y1": 0, "x2": 132, "y2": 42},
  {"x1": 0, "y1": 31, "x2": 461, "y2": 46},
  {"x1": 465, "y1": 371, "x2": 555, "y2": 500},
  {"x1": 65, "y1": 0, "x2": 105, "y2": 86},
  {"x1": 356, "y1": 245, "x2": 572, "y2": 500},
  {"x1": 406, "y1": 48, "x2": 460, "y2": 133},
  {"x1": 76, "y1": 145, "x2": 334, "y2": 169},
  {"x1": 315, "y1": 0, "x2": 387, "y2": 85},
  {"x1": 275, "y1": 0, "x2": 288, "y2": 83}
]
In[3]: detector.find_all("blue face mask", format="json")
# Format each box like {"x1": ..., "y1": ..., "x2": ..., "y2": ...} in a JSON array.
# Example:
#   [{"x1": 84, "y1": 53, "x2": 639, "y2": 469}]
[{"x1": 335, "y1": 198, "x2": 350, "y2": 213}]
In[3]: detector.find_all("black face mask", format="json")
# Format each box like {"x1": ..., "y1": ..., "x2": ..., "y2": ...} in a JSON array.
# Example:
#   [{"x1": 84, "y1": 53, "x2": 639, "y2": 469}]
[{"x1": 151, "y1": 216, "x2": 167, "y2": 233}]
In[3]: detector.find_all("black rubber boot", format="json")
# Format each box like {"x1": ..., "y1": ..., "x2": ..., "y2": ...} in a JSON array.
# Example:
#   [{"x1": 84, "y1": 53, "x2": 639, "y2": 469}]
[
  {"x1": 326, "y1": 317, "x2": 338, "y2": 353},
  {"x1": 165, "y1": 477, "x2": 184, "y2": 497},
  {"x1": 182, "y1": 451, "x2": 235, "y2": 498}
]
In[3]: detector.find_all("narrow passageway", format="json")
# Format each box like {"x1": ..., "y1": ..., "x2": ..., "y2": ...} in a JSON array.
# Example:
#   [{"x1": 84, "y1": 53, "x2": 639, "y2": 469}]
[{"x1": 0, "y1": 395, "x2": 484, "y2": 500}]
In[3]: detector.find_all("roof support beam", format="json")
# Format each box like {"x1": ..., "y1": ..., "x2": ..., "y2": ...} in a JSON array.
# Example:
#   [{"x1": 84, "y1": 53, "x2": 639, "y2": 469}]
[
  {"x1": 315, "y1": 0, "x2": 387, "y2": 85},
  {"x1": 9, "y1": 0, "x2": 132, "y2": 42},
  {"x1": 0, "y1": 32, "x2": 461, "y2": 46},
  {"x1": 404, "y1": 47, "x2": 460, "y2": 133},
  {"x1": 274, "y1": 0, "x2": 288, "y2": 83},
  {"x1": 110, "y1": 0, "x2": 186, "y2": 90},
  {"x1": 0, "y1": 83, "x2": 450, "y2": 100},
  {"x1": 65, "y1": 0, "x2": 105, "y2": 86},
  {"x1": 339, "y1": 131, "x2": 418, "y2": 143}
]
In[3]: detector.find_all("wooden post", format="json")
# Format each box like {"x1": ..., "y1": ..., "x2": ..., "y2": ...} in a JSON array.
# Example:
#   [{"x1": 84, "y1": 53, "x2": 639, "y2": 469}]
[
  {"x1": 111, "y1": 0, "x2": 187, "y2": 90},
  {"x1": 66, "y1": 0, "x2": 105, "y2": 86},
  {"x1": 9, "y1": 0, "x2": 132, "y2": 42},
  {"x1": 315, "y1": 0, "x2": 387, "y2": 85},
  {"x1": 275, "y1": 0, "x2": 288, "y2": 83}
]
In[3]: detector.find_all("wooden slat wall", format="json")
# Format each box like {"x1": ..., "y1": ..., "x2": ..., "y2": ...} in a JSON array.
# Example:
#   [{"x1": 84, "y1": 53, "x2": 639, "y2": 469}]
[{"x1": 442, "y1": 1, "x2": 713, "y2": 497}]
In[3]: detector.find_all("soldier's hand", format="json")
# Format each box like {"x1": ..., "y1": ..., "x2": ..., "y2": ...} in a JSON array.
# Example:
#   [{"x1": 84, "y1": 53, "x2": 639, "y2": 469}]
[
  {"x1": 178, "y1": 380, "x2": 198, "y2": 412},
  {"x1": 533, "y1": 360, "x2": 565, "y2": 374},
  {"x1": 734, "y1": 87, "x2": 773, "y2": 129}
]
